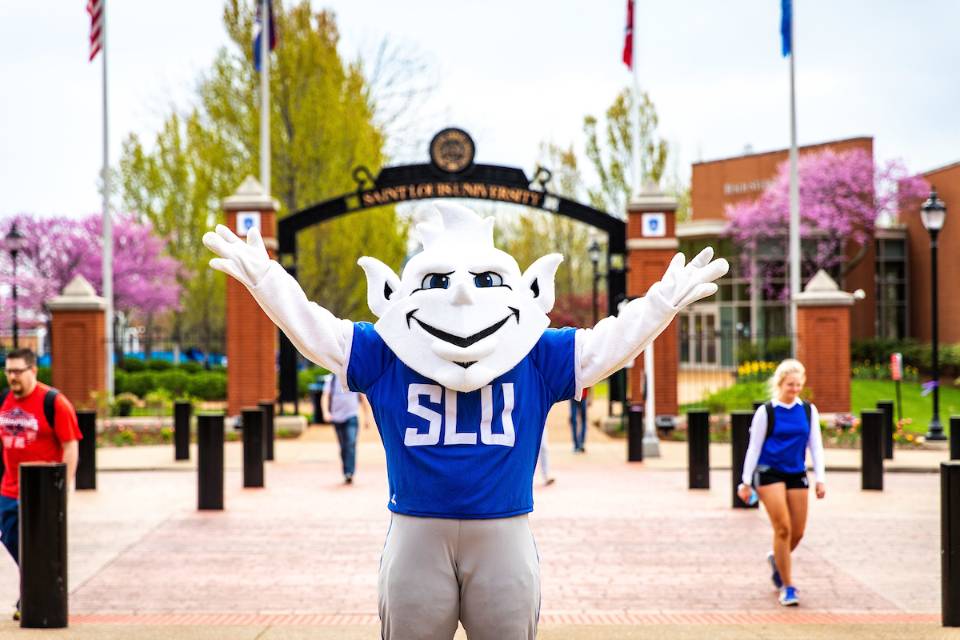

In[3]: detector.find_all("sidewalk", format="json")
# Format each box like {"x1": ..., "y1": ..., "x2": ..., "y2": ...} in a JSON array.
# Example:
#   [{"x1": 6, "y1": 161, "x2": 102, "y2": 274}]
[{"x1": 0, "y1": 402, "x2": 954, "y2": 639}]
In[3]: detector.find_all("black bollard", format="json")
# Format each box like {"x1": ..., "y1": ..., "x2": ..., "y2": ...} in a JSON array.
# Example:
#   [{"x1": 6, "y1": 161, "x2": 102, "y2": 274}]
[
  {"x1": 861, "y1": 409, "x2": 884, "y2": 491},
  {"x1": 687, "y1": 410, "x2": 710, "y2": 489},
  {"x1": 951, "y1": 417, "x2": 960, "y2": 461},
  {"x1": 197, "y1": 414, "x2": 224, "y2": 510},
  {"x1": 627, "y1": 404, "x2": 644, "y2": 462},
  {"x1": 173, "y1": 401, "x2": 192, "y2": 461},
  {"x1": 311, "y1": 389, "x2": 323, "y2": 425},
  {"x1": 242, "y1": 408, "x2": 265, "y2": 488},
  {"x1": 943, "y1": 461, "x2": 960, "y2": 626},
  {"x1": 731, "y1": 411, "x2": 758, "y2": 509},
  {"x1": 876, "y1": 400, "x2": 895, "y2": 460},
  {"x1": 19, "y1": 462, "x2": 68, "y2": 628},
  {"x1": 258, "y1": 400, "x2": 275, "y2": 462},
  {"x1": 75, "y1": 411, "x2": 96, "y2": 490}
]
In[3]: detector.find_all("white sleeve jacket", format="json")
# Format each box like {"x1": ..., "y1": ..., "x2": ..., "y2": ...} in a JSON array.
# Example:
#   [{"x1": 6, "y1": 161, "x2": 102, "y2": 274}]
[
  {"x1": 740, "y1": 400, "x2": 826, "y2": 486},
  {"x1": 243, "y1": 261, "x2": 682, "y2": 394}
]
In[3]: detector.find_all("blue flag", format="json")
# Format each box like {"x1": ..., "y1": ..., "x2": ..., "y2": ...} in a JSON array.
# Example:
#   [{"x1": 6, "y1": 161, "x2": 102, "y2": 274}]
[
  {"x1": 780, "y1": 0, "x2": 792, "y2": 57},
  {"x1": 253, "y1": 0, "x2": 277, "y2": 72}
]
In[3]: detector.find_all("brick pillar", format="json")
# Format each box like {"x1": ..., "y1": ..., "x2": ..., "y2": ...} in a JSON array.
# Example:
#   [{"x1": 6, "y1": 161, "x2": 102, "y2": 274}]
[
  {"x1": 223, "y1": 176, "x2": 279, "y2": 418},
  {"x1": 626, "y1": 185, "x2": 678, "y2": 418},
  {"x1": 47, "y1": 276, "x2": 106, "y2": 410},
  {"x1": 795, "y1": 270, "x2": 854, "y2": 413}
]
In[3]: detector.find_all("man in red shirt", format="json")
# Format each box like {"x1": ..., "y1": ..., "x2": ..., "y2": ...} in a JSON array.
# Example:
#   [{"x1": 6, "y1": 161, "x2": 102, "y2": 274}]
[{"x1": 0, "y1": 349, "x2": 81, "y2": 619}]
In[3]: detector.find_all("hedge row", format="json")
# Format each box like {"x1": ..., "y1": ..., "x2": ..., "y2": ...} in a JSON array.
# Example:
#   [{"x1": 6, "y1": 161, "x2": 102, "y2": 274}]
[
  {"x1": 115, "y1": 370, "x2": 226, "y2": 400},
  {"x1": 119, "y1": 359, "x2": 224, "y2": 374},
  {"x1": 851, "y1": 338, "x2": 960, "y2": 378}
]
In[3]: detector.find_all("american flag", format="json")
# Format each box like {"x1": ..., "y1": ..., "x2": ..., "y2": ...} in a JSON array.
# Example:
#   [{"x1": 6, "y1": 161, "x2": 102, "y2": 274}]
[
  {"x1": 622, "y1": 0, "x2": 634, "y2": 70},
  {"x1": 87, "y1": 0, "x2": 103, "y2": 62}
]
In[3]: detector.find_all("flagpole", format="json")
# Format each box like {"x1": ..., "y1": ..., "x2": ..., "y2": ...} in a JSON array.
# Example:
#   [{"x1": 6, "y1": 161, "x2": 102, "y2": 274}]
[
  {"x1": 102, "y1": 0, "x2": 114, "y2": 396},
  {"x1": 260, "y1": 0, "x2": 270, "y2": 193},
  {"x1": 631, "y1": 0, "x2": 642, "y2": 194},
  {"x1": 788, "y1": 4, "x2": 800, "y2": 358},
  {"x1": 628, "y1": 0, "x2": 658, "y2": 457}
]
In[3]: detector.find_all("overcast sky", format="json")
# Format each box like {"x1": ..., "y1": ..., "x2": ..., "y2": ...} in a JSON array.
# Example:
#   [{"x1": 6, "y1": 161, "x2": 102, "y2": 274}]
[{"x1": 2, "y1": 0, "x2": 958, "y2": 218}]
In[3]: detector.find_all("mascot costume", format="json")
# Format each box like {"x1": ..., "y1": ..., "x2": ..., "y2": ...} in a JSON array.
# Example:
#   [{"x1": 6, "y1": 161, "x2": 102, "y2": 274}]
[{"x1": 204, "y1": 202, "x2": 727, "y2": 639}]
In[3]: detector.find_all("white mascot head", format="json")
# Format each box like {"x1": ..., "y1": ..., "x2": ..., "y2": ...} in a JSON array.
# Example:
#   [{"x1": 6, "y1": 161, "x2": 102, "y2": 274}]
[{"x1": 358, "y1": 202, "x2": 562, "y2": 392}]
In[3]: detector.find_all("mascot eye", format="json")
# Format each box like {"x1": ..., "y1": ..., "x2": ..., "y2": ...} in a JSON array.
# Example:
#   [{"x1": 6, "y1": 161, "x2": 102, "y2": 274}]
[
  {"x1": 421, "y1": 273, "x2": 450, "y2": 289},
  {"x1": 473, "y1": 272, "x2": 503, "y2": 288}
]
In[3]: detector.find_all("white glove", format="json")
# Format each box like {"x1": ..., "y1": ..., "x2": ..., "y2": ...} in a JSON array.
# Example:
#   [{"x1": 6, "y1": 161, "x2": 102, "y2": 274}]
[
  {"x1": 656, "y1": 247, "x2": 729, "y2": 309},
  {"x1": 202, "y1": 224, "x2": 272, "y2": 289}
]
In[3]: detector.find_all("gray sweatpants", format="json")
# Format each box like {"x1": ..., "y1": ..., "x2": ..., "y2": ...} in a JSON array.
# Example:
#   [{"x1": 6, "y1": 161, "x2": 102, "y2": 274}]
[{"x1": 379, "y1": 513, "x2": 540, "y2": 640}]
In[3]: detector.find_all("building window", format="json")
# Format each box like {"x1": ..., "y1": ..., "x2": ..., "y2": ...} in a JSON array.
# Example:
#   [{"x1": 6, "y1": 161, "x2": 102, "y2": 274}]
[{"x1": 875, "y1": 238, "x2": 908, "y2": 339}]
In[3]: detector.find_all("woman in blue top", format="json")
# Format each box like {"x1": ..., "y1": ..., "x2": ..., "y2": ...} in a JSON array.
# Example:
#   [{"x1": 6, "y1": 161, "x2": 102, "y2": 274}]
[{"x1": 738, "y1": 359, "x2": 826, "y2": 607}]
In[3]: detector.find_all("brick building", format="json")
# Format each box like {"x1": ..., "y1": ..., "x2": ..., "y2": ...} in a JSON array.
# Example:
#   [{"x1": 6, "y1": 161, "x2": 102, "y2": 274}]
[{"x1": 680, "y1": 136, "x2": 957, "y2": 371}]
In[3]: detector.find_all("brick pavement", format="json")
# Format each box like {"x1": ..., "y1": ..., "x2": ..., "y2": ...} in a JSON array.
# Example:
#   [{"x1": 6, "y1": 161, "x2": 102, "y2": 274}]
[{"x1": 0, "y1": 402, "x2": 955, "y2": 639}]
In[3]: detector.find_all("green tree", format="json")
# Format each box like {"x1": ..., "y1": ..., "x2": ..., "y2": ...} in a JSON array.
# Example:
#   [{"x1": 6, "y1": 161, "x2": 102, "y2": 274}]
[
  {"x1": 583, "y1": 87, "x2": 669, "y2": 217},
  {"x1": 120, "y1": 0, "x2": 409, "y2": 344},
  {"x1": 500, "y1": 143, "x2": 595, "y2": 326}
]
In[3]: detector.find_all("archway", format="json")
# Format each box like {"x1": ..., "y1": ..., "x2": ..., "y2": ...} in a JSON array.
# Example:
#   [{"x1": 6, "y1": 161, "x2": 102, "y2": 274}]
[{"x1": 276, "y1": 128, "x2": 627, "y2": 406}]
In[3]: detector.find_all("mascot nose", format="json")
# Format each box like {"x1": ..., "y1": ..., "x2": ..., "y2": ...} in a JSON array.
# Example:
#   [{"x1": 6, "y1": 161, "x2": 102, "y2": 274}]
[{"x1": 451, "y1": 280, "x2": 475, "y2": 306}]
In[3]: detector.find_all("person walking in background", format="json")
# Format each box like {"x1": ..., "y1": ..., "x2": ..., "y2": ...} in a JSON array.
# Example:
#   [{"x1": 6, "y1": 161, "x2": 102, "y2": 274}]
[
  {"x1": 322, "y1": 372, "x2": 370, "y2": 484},
  {"x1": 738, "y1": 359, "x2": 825, "y2": 607},
  {"x1": 569, "y1": 387, "x2": 590, "y2": 453},
  {"x1": 535, "y1": 428, "x2": 555, "y2": 486},
  {"x1": 0, "y1": 349, "x2": 81, "y2": 620}
]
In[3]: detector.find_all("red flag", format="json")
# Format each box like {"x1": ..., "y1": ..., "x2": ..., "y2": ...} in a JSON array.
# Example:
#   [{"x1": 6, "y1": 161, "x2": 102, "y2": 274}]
[
  {"x1": 622, "y1": 0, "x2": 634, "y2": 69},
  {"x1": 87, "y1": 0, "x2": 103, "y2": 61}
]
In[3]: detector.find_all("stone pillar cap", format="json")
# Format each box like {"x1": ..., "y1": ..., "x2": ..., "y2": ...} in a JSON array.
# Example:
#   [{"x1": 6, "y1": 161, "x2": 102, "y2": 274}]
[
  {"x1": 628, "y1": 181, "x2": 677, "y2": 212},
  {"x1": 47, "y1": 275, "x2": 106, "y2": 311},
  {"x1": 223, "y1": 176, "x2": 280, "y2": 212},
  {"x1": 795, "y1": 270, "x2": 855, "y2": 307}
]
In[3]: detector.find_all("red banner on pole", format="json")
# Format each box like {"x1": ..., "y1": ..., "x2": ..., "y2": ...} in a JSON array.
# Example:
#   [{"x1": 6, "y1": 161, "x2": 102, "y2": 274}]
[{"x1": 890, "y1": 352, "x2": 903, "y2": 381}]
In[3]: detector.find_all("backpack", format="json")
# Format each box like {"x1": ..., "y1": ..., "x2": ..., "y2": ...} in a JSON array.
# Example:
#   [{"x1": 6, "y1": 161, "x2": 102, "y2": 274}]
[
  {"x1": 764, "y1": 400, "x2": 813, "y2": 441},
  {"x1": 0, "y1": 388, "x2": 59, "y2": 430}
]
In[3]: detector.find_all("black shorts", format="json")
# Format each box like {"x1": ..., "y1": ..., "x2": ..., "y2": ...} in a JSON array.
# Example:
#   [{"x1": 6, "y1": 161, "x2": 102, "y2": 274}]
[{"x1": 755, "y1": 466, "x2": 809, "y2": 490}]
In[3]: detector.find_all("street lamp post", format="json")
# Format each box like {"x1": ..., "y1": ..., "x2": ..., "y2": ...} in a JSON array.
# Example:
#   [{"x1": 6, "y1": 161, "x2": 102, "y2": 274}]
[
  {"x1": 587, "y1": 237, "x2": 602, "y2": 325},
  {"x1": 4, "y1": 223, "x2": 27, "y2": 350},
  {"x1": 921, "y1": 187, "x2": 947, "y2": 441}
]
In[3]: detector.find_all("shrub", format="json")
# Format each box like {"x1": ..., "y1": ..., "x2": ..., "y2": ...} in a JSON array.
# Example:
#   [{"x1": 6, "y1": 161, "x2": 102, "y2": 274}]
[
  {"x1": 852, "y1": 338, "x2": 960, "y2": 378},
  {"x1": 178, "y1": 361, "x2": 202, "y2": 374},
  {"x1": 145, "y1": 359, "x2": 174, "y2": 371},
  {"x1": 144, "y1": 389, "x2": 172, "y2": 414},
  {"x1": 736, "y1": 361, "x2": 776, "y2": 383},
  {"x1": 112, "y1": 392, "x2": 139, "y2": 417},
  {"x1": 187, "y1": 372, "x2": 227, "y2": 400},
  {"x1": 121, "y1": 358, "x2": 147, "y2": 372},
  {"x1": 154, "y1": 370, "x2": 192, "y2": 397},
  {"x1": 116, "y1": 371, "x2": 156, "y2": 398}
]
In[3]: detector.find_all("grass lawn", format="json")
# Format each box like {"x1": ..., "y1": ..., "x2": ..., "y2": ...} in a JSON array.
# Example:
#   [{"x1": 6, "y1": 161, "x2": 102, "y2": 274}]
[{"x1": 851, "y1": 379, "x2": 960, "y2": 435}]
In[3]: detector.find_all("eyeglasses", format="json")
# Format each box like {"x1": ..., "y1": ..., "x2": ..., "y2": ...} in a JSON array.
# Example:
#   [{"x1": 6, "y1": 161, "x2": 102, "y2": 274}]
[{"x1": 4, "y1": 367, "x2": 30, "y2": 376}]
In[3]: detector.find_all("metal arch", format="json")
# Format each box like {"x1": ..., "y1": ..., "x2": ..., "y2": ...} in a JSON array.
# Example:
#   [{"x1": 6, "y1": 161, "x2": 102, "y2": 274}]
[{"x1": 278, "y1": 168, "x2": 626, "y2": 255}]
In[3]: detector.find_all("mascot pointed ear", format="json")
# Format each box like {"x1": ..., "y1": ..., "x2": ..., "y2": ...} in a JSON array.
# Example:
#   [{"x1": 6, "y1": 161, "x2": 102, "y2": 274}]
[
  {"x1": 520, "y1": 254, "x2": 563, "y2": 314},
  {"x1": 358, "y1": 257, "x2": 403, "y2": 318}
]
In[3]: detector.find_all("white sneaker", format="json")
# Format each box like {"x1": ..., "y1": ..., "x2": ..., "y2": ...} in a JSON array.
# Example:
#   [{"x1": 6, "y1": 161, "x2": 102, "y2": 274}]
[{"x1": 779, "y1": 585, "x2": 799, "y2": 606}]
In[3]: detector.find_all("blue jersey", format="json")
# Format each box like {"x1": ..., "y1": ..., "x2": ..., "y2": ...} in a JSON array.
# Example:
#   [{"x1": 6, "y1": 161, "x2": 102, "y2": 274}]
[
  {"x1": 347, "y1": 322, "x2": 576, "y2": 519},
  {"x1": 758, "y1": 403, "x2": 810, "y2": 474}
]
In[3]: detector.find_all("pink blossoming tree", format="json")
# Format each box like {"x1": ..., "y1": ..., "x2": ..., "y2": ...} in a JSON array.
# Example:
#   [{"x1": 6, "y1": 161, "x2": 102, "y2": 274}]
[
  {"x1": 725, "y1": 148, "x2": 929, "y2": 295},
  {"x1": 0, "y1": 213, "x2": 181, "y2": 328}
]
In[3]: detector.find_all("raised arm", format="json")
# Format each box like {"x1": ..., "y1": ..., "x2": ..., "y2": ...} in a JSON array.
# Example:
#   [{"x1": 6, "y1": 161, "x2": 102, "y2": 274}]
[
  {"x1": 575, "y1": 247, "x2": 728, "y2": 390},
  {"x1": 202, "y1": 225, "x2": 353, "y2": 376}
]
